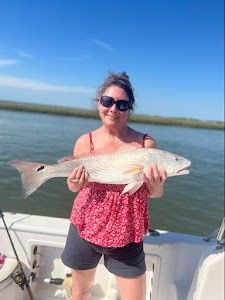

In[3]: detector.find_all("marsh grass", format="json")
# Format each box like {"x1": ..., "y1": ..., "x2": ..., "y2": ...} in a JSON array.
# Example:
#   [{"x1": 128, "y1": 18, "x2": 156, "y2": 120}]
[{"x1": 0, "y1": 100, "x2": 224, "y2": 130}]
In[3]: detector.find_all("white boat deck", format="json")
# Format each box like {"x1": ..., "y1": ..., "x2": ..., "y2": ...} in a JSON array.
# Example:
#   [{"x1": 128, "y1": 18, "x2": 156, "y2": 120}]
[{"x1": 0, "y1": 212, "x2": 224, "y2": 300}]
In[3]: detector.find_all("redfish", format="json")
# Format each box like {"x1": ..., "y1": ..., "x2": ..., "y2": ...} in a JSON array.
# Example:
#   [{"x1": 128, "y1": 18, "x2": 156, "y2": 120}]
[{"x1": 9, "y1": 147, "x2": 191, "y2": 199}]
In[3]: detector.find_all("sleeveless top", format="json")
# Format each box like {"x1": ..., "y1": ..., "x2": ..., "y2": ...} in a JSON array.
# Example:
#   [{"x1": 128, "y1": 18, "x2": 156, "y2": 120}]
[{"x1": 70, "y1": 133, "x2": 150, "y2": 247}]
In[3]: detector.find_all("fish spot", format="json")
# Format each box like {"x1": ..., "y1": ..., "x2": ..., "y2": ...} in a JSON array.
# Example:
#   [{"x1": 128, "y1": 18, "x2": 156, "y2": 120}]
[{"x1": 37, "y1": 165, "x2": 45, "y2": 171}]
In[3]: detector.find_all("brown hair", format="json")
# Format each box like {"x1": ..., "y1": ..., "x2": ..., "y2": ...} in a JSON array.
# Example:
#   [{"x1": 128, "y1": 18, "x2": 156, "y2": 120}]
[{"x1": 96, "y1": 72, "x2": 135, "y2": 110}]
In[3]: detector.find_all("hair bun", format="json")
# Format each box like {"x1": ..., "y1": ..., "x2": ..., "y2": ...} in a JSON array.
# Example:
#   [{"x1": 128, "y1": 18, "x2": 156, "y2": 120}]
[{"x1": 117, "y1": 71, "x2": 129, "y2": 81}]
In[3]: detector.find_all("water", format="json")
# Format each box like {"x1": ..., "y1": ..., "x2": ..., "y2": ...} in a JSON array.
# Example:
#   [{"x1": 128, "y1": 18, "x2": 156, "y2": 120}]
[{"x1": 0, "y1": 110, "x2": 224, "y2": 236}]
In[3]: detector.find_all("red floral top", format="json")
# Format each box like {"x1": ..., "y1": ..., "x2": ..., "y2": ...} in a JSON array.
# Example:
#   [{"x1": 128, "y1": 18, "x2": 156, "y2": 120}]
[{"x1": 70, "y1": 133, "x2": 150, "y2": 247}]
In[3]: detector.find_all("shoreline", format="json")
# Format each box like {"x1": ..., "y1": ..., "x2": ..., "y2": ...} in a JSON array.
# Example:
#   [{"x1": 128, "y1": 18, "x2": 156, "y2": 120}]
[{"x1": 0, "y1": 100, "x2": 224, "y2": 130}]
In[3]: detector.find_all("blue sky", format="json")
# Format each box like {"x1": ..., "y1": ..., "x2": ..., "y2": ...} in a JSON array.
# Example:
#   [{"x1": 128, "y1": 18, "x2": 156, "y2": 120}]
[{"x1": 0, "y1": 0, "x2": 224, "y2": 121}]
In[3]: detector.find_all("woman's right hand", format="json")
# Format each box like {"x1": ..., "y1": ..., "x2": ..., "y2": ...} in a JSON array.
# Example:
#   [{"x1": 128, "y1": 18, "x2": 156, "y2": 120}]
[{"x1": 67, "y1": 166, "x2": 89, "y2": 192}]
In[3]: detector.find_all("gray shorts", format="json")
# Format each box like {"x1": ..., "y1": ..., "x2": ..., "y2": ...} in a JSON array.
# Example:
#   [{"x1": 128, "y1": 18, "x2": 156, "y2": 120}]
[{"x1": 61, "y1": 223, "x2": 146, "y2": 278}]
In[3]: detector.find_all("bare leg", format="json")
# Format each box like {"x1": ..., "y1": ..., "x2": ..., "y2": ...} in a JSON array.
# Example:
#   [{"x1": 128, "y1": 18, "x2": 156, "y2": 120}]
[
  {"x1": 116, "y1": 273, "x2": 146, "y2": 300},
  {"x1": 71, "y1": 267, "x2": 97, "y2": 300}
]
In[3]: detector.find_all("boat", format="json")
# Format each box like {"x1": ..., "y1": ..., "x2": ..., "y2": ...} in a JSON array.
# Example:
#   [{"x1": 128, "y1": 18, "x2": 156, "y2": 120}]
[{"x1": 0, "y1": 211, "x2": 224, "y2": 300}]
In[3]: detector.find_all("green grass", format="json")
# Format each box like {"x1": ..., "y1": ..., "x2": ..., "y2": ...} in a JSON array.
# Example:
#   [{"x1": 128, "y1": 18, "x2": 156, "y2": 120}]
[{"x1": 0, "y1": 100, "x2": 224, "y2": 130}]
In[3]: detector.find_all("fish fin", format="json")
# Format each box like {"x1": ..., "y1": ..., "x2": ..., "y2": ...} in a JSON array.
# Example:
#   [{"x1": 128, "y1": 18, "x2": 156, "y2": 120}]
[
  {"x1": 57, "y1": 155, "x2": 75, "y2": 163},
  {"x1": 8, "y1": 160, "x2": 49, "y2": 199},
  {"x1": 121, "y1": 180, "x2": 144, "y2": 195},
  {"x1": 122, "y1": 166, "x2": 143, "y2": 175}
]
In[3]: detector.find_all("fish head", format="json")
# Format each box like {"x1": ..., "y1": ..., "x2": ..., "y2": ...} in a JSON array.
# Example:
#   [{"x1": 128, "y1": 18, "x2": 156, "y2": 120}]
[
  {"x1": 144, "y1": 150, "x2": 191, "y2": 176},
  {"x1": 158, "y1": 151, "x2": 191, "y2": 176}
]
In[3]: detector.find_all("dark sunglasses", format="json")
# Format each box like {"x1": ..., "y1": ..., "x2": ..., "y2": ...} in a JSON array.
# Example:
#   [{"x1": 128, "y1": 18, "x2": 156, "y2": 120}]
[{"x1": 99, "y1": 96, "x2": 131, "y2": 111}]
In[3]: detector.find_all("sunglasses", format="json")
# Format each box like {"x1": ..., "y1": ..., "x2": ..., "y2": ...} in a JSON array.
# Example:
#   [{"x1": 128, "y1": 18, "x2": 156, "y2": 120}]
[{"x1": 99, "y1": 96, "x2": 131, "y2": 112}]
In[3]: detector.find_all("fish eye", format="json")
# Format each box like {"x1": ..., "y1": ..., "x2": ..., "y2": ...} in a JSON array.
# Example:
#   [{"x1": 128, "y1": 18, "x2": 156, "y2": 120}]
[{"x1": 174, "y1": 157, "x2": 179, "y2": 161}]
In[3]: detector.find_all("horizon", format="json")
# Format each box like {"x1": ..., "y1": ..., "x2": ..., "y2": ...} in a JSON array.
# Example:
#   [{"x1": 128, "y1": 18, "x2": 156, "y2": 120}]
[
  {"x1": 0, "y1": 1, "x2": 224, "y2": 121},
  {"x1": 1, "y1": 99, "x2": 224, "y2": 123}
]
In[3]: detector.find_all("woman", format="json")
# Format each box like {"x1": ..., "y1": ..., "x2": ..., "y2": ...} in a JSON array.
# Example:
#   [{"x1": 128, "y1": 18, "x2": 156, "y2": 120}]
[{"x1": 61, "y1": 72, "x2": 167, "y2": 300}]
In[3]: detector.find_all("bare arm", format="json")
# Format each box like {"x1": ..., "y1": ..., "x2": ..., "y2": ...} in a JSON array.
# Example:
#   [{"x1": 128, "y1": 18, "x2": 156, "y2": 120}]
[{"x1": 67, "y1": 134, "x2": 89, "y2": 193}]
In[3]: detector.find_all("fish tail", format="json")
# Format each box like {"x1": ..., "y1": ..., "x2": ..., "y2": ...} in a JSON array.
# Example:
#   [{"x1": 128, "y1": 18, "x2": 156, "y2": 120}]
[{"x1": 9, "y1": 160, "x2": 49, "y2": 199}]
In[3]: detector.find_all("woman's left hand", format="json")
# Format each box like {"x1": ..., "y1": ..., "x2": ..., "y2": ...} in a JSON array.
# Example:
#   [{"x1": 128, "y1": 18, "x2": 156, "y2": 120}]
[{"x1": 143, "y1": 164, "x2": 167, "y2": 198}]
